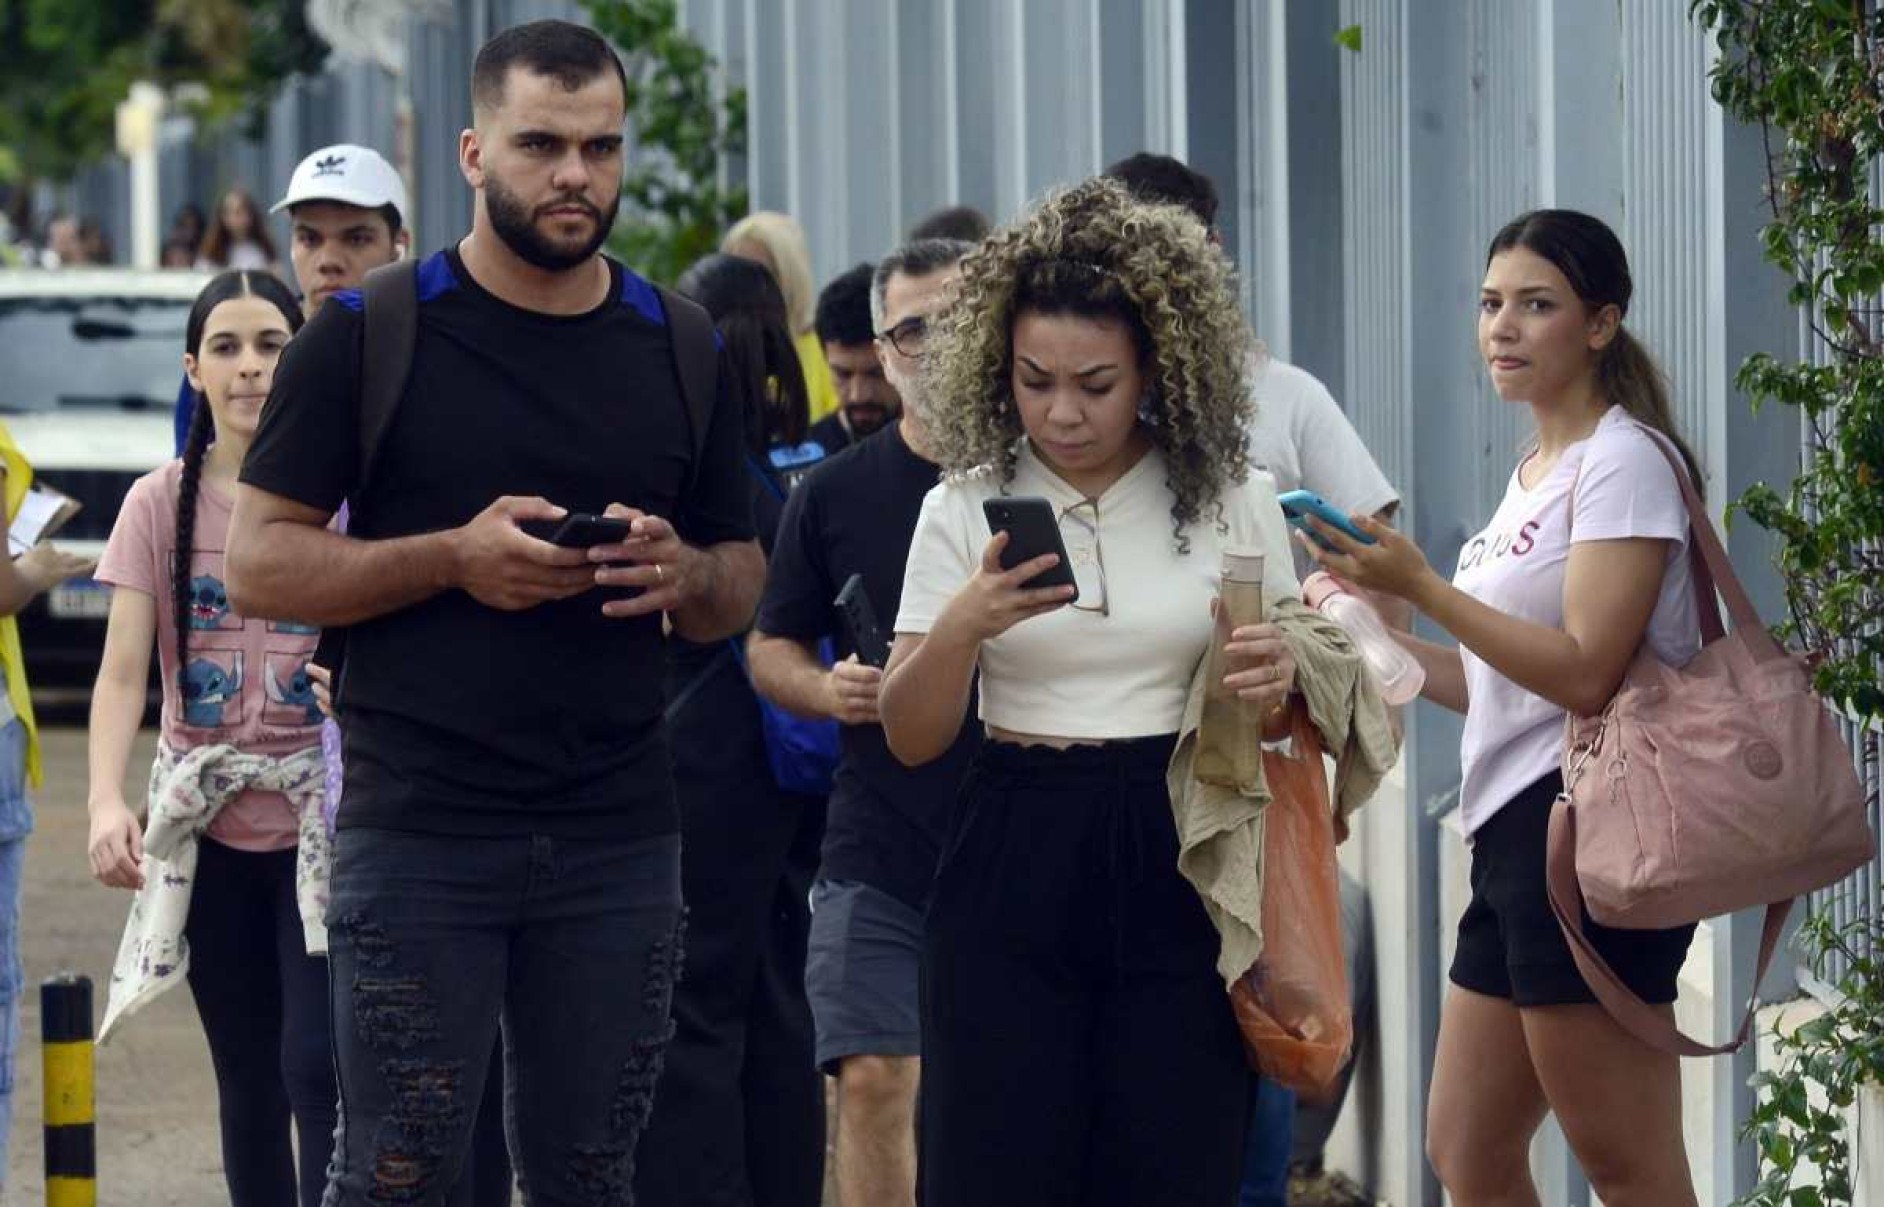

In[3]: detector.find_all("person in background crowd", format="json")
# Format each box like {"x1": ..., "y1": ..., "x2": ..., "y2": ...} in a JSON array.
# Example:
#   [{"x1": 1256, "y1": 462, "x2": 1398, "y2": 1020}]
[
  {"x1": 0, "y1": 426, "x2": 96, "y2": 1201},
  {"x1": 1106, "y1": 149, "x2": 1398, "y2": 1207},
  {"x1": 228, "y1": 22, "x2": 764, "y2": 1202},
  {"x1": 1303, "y1": 209, "x2": 1704, "y2": 1207},
  {"x1": 40, "y1": 214, "x2": 86, "y2": 268},
  {"x1": 634, "y1": 250, "x2": 827, "y2": 1207},
  {"x1": 808, "y1": 262, "x2": 900, "y2": 456},
  {"x1": 173, "y1": 145, "x2": 412, "y2": 452},
  {"x1": 908, "y1": 204, "x2": 991, "y2": 243},
  {"x1": 198, "y1": 187, "x2": 278, "y2": 272},
  {"x1": 169, "y1": 203, "x2": 208, "y2": 254},
  {"x1": 747, "y1": 236, "x2": 974, "y2": 1207},
  {"x1": 723, "y1": 210, "x2": 841, "y2": 424},
  {"x1": 879, "y1": 180, "x2": 1311, "y2": 1206},
  {"x1": 163, "y1": 239, "x2": 199, "y2": 269},
  {"x1": 78, "y1": 219, "x2": 113, "y2": 266},
  {"x1": 86, "y1": 270, "x2": 332, "y2": 1207}
]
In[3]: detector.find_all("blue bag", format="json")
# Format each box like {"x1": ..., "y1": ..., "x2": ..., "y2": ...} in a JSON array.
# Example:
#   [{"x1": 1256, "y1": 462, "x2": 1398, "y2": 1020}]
[{"x1": 736, "y1": 452, "x2": 840, "y2": 796}]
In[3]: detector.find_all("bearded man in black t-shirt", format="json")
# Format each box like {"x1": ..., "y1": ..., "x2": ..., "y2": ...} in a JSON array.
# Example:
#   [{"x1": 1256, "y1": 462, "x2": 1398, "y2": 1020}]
[{"x1": 225, "y1": 21, "x2": 763, "y2": 1204}]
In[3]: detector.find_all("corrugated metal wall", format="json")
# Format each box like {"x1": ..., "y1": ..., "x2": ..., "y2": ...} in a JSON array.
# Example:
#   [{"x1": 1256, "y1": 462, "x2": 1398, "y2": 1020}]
[{"x1": 1619, "y1": 3, "x2": 1719, "y2": 489}]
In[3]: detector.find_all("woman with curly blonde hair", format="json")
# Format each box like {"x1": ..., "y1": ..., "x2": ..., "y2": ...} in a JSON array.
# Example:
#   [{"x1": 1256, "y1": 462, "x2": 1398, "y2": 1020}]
[{"x1": 879, "y1": 177, "x2": 1304, "y2": 1205}]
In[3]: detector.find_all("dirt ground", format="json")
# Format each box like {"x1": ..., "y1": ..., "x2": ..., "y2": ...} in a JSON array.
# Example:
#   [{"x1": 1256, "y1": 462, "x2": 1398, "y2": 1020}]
[{"x1": 5, "y1": 726, "x2": 843, "y2": 1206}]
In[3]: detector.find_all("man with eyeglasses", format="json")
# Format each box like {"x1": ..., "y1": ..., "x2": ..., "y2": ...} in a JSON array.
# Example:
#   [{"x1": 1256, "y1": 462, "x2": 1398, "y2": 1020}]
[{"x1": 746, "y1": 238, "x2": 974, "y2": 1207}]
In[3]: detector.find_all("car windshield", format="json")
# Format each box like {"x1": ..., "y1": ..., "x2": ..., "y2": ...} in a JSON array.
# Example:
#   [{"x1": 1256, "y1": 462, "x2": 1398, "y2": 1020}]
[{"x1": 0, "y1": 294, "x2": 188, "y2": 413}]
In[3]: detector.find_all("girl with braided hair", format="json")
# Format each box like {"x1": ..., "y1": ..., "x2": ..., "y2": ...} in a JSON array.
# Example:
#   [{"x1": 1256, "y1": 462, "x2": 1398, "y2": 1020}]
[
  {"x1": 879, "y1": 178, "x2": 1322, "y2": 1205},
  {"x1": 86, "y1": 270, "x2": 338, "y2": 1206}
]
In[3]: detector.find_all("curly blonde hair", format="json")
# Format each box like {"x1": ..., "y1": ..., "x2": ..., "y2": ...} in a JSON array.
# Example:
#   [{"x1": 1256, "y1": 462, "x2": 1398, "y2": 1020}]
[{"x1": 922, "y1": 177, "x2": 1254, "y2": 549}]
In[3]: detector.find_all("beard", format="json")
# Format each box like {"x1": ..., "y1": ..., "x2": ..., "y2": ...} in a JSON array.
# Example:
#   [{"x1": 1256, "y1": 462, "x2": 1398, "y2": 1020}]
[
  {"x1": 882, "y1": 361, "x2": 928, "y2": 425},
  {"x1": 485, "y1": 171, "x2": 619, "y2": 271},
  {"x1": 845, "y1": 401, "x2": 896, "y2": 437}
]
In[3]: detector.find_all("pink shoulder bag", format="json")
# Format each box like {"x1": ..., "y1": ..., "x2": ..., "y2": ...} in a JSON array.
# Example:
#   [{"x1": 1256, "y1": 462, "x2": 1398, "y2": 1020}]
[{"x1": 1545, "y1": 427, "x2": 1875, "y2": 1057}]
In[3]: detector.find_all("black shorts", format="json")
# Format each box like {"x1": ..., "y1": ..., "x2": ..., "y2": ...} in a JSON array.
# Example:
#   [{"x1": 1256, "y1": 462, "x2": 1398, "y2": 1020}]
[{"x1": 1449, "y1": 772, "x2": 1696, "y2": 1008}]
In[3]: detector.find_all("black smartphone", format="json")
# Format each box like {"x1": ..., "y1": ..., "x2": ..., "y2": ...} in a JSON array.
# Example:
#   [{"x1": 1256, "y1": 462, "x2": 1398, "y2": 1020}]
[
  {"x1": 834, "y1": 573, "x2": 890, "y2": 668},
  {"x1": 981, "y1": 496, "x2": 1079, "y2": 598},
  {"x1": 520, "y1": 513, "x2": 633, "y2": 548}
]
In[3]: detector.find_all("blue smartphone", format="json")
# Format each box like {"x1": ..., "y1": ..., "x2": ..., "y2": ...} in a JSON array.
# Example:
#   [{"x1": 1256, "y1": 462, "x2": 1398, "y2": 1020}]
[{"x1": 1277, "y1": 489, "x2": 1375, "y2": 549}]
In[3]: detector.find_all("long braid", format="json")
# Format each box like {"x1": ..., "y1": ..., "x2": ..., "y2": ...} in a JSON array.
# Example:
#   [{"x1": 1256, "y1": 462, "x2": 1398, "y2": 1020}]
[{"x1": 173, "y1": 395, "x2": 213, "y2": 687}]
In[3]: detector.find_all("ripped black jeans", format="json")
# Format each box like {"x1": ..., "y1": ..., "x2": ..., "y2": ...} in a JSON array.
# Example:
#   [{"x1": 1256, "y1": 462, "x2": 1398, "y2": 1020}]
[{"x1": 321, "y1": 828, "x2": 684, "y2": 1207}]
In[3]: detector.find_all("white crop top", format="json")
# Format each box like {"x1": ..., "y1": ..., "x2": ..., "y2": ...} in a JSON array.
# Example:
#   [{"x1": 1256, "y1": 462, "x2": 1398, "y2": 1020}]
[{"x1": 895, "y1": 441, "x2": 1301, "y2": 740}]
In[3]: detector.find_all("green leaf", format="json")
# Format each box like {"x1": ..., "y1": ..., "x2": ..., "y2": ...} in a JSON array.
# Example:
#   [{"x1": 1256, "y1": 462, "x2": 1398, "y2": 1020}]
[{"x1": 1334, "y1": 24, "x2": 1363, "y2": 53}]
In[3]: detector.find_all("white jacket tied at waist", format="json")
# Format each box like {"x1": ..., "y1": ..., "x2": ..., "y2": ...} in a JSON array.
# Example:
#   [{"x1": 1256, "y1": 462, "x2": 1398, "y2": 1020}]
[{"x1": 99, "y1": 742, "x2": 330, "y2": 1045}]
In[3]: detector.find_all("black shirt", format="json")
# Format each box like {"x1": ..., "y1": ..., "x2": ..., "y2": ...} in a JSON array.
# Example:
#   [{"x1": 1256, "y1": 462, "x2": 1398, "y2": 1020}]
[
  {"x1": 756, "y1": 421, "x2": 979, "y2": 910},
  {"x1": 808, "y1": 412, "x2": 851, "y2": 458},
  {"x1": 240, "y1": 248, "x2": 754, "y2": 839}
]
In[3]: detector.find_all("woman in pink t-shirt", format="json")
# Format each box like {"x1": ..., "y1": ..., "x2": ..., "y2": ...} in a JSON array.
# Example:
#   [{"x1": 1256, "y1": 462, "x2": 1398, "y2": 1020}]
[
  {"x1": 86, "y1": 270, "x2": 336, "y2": 1207},
  {"x1": 1303, "y1": 211, "x2": 1704, "y2": 1206}
]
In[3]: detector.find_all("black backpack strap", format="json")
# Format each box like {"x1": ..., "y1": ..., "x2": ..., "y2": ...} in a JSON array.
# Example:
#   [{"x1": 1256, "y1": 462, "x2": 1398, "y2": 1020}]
[
  {"x1": 655, "y1": 283, "x2": 720, "y2": 485},
  {"x1": 356, "y1": 259, "x2": 421, "y2": 500},
  {"x1": 311, "y1": 259, "x2": 419, "y2": 682}
]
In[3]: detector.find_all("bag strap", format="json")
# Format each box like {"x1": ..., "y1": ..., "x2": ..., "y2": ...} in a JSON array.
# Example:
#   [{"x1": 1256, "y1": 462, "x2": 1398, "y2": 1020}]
[
  {"x1": 1633, "y1": 431, "x2": 1782, "y2": 658},
  {"x1": 655, "y1": 283, "x2": 719, "y2": 486},
  {"x1": 663, "y1": 644, "x2": 737, "y2": 723},
  {"x1": 311, "y1": 261, "x2": 420, "y2": 683},
  {"x1": 356, "y1": 260, "x2": 421, "y2": 501},
  {"x1": 1544, "y1": 790, "x2": 1791, "y2": 1057},
  {"x1": 1563, "y1": 427, "x2": 1726, "y2": 646}
]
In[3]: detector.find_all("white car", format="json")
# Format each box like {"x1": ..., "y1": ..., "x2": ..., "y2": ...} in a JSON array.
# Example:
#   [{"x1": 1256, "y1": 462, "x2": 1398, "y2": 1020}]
[{"x1": 0, "y1": 267, "x2": 211, "y2": 702}]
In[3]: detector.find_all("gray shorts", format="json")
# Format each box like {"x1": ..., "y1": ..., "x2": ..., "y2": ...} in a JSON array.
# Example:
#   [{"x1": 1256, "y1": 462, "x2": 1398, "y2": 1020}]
[{"x1": 805, "y1": 878, "x2": 923, "y2": 1073}]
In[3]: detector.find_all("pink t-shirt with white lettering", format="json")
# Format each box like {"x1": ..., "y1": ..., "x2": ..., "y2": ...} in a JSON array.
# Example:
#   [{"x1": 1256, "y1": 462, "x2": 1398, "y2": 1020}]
[
  {"x1": 1452, "y1": 408, "x2": 1702, "y2": 836},
  {"x1": 96, "y1": 459, "x2": 323, "y2": 851}
]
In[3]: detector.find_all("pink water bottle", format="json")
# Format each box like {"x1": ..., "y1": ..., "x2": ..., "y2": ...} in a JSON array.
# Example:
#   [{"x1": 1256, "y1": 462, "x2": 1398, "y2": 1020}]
[{"x1": 1302, "y1": 572, "x2": 1424, "y2": 706}]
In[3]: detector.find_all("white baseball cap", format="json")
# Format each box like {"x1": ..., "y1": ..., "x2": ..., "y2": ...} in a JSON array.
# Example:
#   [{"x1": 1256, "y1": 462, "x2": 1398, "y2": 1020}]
[{"x1": 272, "y1": 144, "x2": 409, "y2": 228}]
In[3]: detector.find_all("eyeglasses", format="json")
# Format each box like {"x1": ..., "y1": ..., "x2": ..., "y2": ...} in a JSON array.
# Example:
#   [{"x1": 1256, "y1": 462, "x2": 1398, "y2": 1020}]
[
  {"x1": 1059, "y1": 498, "x2": 1108, "y2": 617},
  {"x1": 875, "y1": 315, "x2": 928, "y2": 358}
]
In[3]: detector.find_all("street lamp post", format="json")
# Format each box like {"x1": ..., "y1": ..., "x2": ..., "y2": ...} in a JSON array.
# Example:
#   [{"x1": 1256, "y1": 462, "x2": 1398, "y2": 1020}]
[{"x1": 113, "y1": 82, "x2": 166, "y2": 270}]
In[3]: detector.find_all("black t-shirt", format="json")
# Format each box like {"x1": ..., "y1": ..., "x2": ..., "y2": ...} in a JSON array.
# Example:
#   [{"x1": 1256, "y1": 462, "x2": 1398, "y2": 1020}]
[
  {"x1": 240, "y1": 248, "x2": 755, "y2": 839},
  {"x1": 756, "y1": 421, "x2": 979, "y2": 910},
  {"x1": 808, "y1": 412, "x2": 851, "y2": 458}
]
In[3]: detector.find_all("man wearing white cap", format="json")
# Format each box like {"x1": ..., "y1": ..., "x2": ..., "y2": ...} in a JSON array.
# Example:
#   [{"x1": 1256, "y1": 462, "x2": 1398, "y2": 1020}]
[
  {"x1": 172, "y1": 144, "x2": 413, "y2": 453},
  {"x1": 273, "y1": 142, "x2": 411, "y2": 315}
]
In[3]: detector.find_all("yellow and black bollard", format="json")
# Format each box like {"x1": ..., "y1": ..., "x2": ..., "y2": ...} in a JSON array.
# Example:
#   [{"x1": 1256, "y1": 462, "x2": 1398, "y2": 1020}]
[{"x1": 40, "y1": 973, "x2": 95, "y2": 1207}]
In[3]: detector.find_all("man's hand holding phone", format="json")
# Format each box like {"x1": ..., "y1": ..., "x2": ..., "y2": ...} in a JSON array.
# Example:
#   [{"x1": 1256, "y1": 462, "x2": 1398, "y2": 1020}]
[
  {"x1": 825, "y1": 657, "x2": 884, "y2": 725},
  {"x1": 454, "y1": 496, "x2": 596, "y2": 611},
  {"x1": 589, "y1": 503, "x2": 702, "y2": 619}
]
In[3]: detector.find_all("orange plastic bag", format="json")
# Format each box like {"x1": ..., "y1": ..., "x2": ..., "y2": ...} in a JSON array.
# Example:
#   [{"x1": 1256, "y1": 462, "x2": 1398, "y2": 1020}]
[{"x1": 1229, "y1": 715, "x2": 1352, "y2": 1101}]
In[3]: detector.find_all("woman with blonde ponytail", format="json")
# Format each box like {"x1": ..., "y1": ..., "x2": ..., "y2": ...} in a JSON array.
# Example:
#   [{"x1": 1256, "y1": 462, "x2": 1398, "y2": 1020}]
[{"x1": 1300, "y1": 209, "x2": 1705, "y2": 1206}]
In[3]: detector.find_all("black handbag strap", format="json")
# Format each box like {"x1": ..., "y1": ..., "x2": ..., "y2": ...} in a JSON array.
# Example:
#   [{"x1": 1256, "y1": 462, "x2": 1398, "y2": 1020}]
[
  {"x1": 655, "y1": 283, "x2": 720, "y2": 487},
  {"x1": 355, "y1": 260, "x2": 420, "y2": 500},
  {"x1": 310, "y1": 261, "x2": 420, "y2": 681}
]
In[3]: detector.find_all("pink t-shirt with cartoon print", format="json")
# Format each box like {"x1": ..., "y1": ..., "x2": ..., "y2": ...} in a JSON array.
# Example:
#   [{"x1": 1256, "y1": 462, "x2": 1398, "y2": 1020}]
[{"x1": 97, "y1": 459, "x2": 323, "y2": 852}]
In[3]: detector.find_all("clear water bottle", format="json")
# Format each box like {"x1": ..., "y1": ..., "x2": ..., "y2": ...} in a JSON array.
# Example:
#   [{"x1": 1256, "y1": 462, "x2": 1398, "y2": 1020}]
[
  {"x1": 1302, "y1": 572, "x2": 1425, "y2": 706},
  {"x1": 1196, "y1": 547, "x2": 1268, "y2": 792}
]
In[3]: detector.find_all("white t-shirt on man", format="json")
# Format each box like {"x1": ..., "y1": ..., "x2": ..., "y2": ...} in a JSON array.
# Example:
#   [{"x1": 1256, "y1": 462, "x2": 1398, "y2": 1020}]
[
  {"x1": 1452, "y1": 407, "x2": 1703, "y2": 835},
  {"x1": 1246, "y1": 356, "x2": 1399, "y2": 578},
  {"x1": 896, "y1": 441, "x2": 1300, "y2": 741}
]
